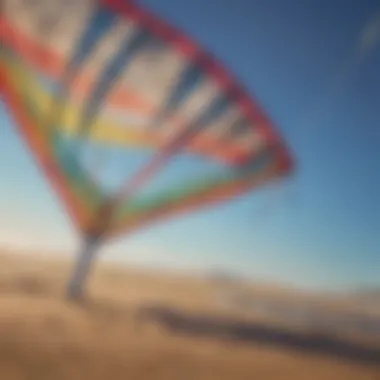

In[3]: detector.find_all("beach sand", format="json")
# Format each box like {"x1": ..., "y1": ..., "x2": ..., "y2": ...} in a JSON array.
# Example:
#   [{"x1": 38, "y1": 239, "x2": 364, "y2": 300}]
[{"x1": 0, "y1": 251, "x2": 379, "y2": 380}]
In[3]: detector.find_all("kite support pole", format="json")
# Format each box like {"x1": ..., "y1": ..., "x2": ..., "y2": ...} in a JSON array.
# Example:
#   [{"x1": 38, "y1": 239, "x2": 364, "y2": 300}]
[{"x1": 67, "y1": 235, "x2": 100, "y2": 301}]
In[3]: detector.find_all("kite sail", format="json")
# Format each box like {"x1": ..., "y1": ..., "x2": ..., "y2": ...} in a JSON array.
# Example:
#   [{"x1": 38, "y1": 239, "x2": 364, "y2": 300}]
[{"x1": 1, "y1": 0, "x2": 294, "y2": 298}]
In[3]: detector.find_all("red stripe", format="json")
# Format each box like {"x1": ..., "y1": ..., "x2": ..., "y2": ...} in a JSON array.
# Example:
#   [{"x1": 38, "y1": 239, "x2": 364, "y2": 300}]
[{"x1": 1, "y1": 18, "x2": 62, "y2": 77}]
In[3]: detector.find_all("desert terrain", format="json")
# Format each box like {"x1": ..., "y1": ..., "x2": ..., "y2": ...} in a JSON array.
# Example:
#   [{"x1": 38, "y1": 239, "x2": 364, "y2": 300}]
[{"x1": 0, "y1": 250, "x2": 379, "y2": 380}]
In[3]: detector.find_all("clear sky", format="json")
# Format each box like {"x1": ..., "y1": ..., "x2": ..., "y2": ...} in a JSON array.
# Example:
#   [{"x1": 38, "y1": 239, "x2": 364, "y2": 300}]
[{"x1": 1, "y1": 0, "x2": 379, "y2": 292}]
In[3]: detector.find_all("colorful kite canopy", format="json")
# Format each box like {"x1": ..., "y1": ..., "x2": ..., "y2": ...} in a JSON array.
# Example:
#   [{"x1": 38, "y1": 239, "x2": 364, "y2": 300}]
[{"x1": 1, "y1": 0, "x2": 294, "y2": 241}]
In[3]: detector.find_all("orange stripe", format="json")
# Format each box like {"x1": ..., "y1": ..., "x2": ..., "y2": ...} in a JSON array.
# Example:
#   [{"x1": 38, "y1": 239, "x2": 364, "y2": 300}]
[{"x1": 0, "y1": 66, "x2": 89, "y2": 232}]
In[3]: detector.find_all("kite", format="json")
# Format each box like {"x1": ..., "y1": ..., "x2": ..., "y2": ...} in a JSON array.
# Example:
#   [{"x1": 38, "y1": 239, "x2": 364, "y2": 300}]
[{"x1": 1, "y1": 0, "x2": 294, "y2": 299}]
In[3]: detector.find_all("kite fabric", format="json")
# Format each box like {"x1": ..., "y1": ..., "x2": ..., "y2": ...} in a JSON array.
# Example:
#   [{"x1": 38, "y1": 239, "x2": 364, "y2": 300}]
[{"x1": 1, "y1": 0, "x2": 293, "y2": 240}]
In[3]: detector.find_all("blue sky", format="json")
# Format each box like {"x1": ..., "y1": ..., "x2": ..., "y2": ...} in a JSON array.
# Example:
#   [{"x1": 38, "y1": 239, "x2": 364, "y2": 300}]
[{"x1": 1, "y1": 0, "x2": 379, "y2": 291}]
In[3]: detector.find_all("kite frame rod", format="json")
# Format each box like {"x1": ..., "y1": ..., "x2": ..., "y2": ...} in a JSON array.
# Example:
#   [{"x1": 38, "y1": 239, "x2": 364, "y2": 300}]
[{"x1": 66, "y1": 234, "x2": 101, "y2": 300}]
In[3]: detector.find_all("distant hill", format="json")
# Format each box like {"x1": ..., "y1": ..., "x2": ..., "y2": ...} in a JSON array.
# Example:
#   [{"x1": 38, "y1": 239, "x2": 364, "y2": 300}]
[{"x1": 351, "y1": 287, "x2": 380, "y2": 299}]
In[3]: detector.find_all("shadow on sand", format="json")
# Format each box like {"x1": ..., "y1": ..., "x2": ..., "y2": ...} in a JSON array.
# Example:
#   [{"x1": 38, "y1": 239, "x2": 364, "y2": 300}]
[{"x1": 136, "y1": 305, "x2": 380, "y2": 366}]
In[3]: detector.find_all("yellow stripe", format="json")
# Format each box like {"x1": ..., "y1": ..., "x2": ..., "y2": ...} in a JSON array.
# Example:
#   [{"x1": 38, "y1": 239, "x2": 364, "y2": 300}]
[{"x1": 3, "y1": 54, "x2": 156, "y2": 149}]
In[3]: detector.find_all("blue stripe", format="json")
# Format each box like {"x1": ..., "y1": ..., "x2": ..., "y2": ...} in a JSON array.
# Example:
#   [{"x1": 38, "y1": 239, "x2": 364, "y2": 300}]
[
  {"x1": 68, "y1": 7, "x2": 118, "y2": 75},
  {"x1": 153, "y1": 64, "x2": 204, "y2": 128},
  {"x1": 166, "y1": 64, "x2": 204, "y2": 110},
  {"x1": 77, "y1": 28, "x2": 153, "y2": 138},
  {"x1": 231, "y1": 117, "x2": 251, "y2": 137},
  {"x1": 50, "y1": 7, "x2": 118, "y2": 132},
  {"x1": 222, "y1": 116, "x2": 250, "y2": 140},
  {"x1": 170, "y1": 94, "x2": 231, "y2": 150},
  {"x1": 195, "y1": 94, "x2": 231, "y2": 127}
]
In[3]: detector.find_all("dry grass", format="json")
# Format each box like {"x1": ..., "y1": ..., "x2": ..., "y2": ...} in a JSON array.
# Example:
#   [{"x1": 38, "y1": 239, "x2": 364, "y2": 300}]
[{"x1": 0, "y1": 251, "x2": 379, "y2": 380}]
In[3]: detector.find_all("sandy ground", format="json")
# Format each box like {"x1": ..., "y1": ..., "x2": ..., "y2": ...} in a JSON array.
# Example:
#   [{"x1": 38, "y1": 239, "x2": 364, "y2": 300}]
[{"x1": 0, "y1": 251, "x2": 379, "y2": 380}]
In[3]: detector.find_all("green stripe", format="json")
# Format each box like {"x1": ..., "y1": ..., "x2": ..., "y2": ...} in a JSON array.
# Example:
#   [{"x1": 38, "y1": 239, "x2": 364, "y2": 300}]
[{"x1": 114, "y1": 150, "x2": 274, "y2": 221}]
